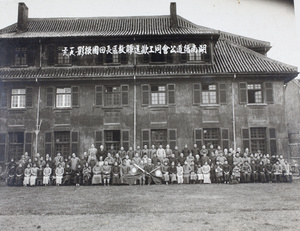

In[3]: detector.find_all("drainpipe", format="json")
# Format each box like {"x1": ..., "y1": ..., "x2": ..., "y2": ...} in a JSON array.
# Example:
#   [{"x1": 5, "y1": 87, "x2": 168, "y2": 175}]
[
  {"x1": 133, "y1": 52, "x2": 137, "y2": 150},
  {"x1": 232, "y1": 74, "x2": 237, "y2": 151}
]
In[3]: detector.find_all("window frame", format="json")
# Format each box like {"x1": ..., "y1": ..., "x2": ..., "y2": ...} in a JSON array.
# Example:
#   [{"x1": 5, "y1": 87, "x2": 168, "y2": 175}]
[
  {"x1": 56, "y1": 87, "x2": 72, "y2": 108},
  {"x1": 201, "y1": 83, "x2": 218, "y2": 104},
  {"x1": 151, "y1": 85, "x2": 167, "y2": 105},
  {"x1": 11, "y1": 89, "x2": 26, "y2": 109},
  {"x1": 14, "y1": 47, "x2": 27, "y2": 66},
  {"x1": 57, "y1": 46, "x2": 71, "y2": 65}
]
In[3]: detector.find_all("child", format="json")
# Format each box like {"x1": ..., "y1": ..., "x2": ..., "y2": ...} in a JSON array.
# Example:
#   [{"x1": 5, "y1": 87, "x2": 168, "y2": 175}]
[
  {"x1": 190, "y1": 168, "x2": 197, "y2": 184},
  {"x1": 162, "y1": 161, "x2": 170, "y2": 185},
  {"x1": 215, "y1": 161, "x2": 223, "y2": 183},
  {"x1": 169, "y1": 162, "x2": 177, "y2": 184},
  {"x1": 101, "y1": 161, "x2": 111, "y2": 186},
  {"x1": 43, "y1": 163, "x2": 52, "y2": 186},
  {"x1": 197, "y1": 164, "x2": 204, "y2": 184},
  {"x1": 231, "y1": 164, "x2": 241, "y2": 183},
  {"x1": 82, "y1": 162, "x2": 92, "y2": 186},
  {"x1": 222, "y1": 160, "x2": 231, "y2": 184},
  {"x1": 176, "y1": 162, "x2": 183, "y2": 184},
  {"x1": 55, "y1": 163, "x2": 64, "y2": 186},
  {"x1": 183, "y1": 161, "x2": 192, "y2": 184}
]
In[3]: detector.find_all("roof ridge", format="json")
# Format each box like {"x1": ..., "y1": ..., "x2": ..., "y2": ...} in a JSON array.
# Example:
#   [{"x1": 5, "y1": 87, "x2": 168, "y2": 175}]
[
  {"x1": 219, "y1": 38, "x2": 298, "y2": 72},
  {"x1": 220, "y1": 31, "x2": 270, "y2": 47}
]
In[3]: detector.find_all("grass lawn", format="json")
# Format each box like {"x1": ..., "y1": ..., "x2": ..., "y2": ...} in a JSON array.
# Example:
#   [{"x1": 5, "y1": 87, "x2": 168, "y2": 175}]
[{"x1": 0, "y1": 181, "x2": 300, "y2": 231}]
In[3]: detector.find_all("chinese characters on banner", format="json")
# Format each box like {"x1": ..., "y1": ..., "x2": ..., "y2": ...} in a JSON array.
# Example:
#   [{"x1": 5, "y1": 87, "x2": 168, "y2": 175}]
[{"x1": 61, "y1": 43, "x2": 207, "y2": 57}]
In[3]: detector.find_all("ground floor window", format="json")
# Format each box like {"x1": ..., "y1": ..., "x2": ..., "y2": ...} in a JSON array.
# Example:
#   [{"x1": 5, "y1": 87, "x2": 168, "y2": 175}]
[
  {"x1": 8, "y1": 132, "x2": 24, "y2": 161},
  {"x1": 203, "y1": 128, "x2": 220, "y2": 148},
  {"x1": 250, "y1": 127, "x2": 266, "y2": 154},
  {"x1": 55, "y1": 132, "x2": 70, "y2": 159},
  {"x1": 104, "y1": 130, "x2": 120, "y2": 151},
  {"x1": 151, "y1": 129, "x2": 168, "y2": 147}
]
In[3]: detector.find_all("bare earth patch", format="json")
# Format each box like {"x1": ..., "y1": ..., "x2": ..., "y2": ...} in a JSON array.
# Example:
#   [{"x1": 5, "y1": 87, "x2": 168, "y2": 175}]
[{"x1": 0, "y1": 182, "x2": 299, "y2": 231}]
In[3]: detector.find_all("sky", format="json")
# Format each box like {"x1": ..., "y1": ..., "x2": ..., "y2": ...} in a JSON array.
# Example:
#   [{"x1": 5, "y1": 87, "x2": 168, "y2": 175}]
[{"x1": 0, "y1": 0, "x2": 299, "y2": 72}]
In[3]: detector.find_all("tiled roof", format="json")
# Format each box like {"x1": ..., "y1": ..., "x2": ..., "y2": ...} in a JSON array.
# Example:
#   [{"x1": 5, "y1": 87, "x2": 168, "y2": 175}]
[
  {"x1": 0, "y1": 39, "x2": 297, "y2": 80},
  {"x1": 0, "y1": 16, "x2": 219, "y2": 38}
]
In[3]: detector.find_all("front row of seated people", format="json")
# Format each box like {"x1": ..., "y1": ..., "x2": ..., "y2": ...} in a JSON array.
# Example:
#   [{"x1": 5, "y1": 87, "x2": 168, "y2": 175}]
[{"x1": 4, "y1": 152, "x2": 293, "y2": 187}]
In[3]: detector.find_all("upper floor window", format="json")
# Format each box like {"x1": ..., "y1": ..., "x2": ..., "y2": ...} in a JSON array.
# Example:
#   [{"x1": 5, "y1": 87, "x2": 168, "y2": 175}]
[
  {"x1": 239, "y1": 82, "x2": 273, "y2": 104},
  {"x1": 56, "y1": 88, "x2": 71, "y2": 108},
  {"x1": 188, "y1": 52, "x2": 202, "y2": 62},
  {"x1": 105, "y1": 86, "x2": 120, "y2": 106},
  {"x1": 142, "y1": 84, "x2": 175, "y2": 106},
  {"x1": 151, "y1": 86, "x2": 166, "y2": 105},
  {"x1": 11, "y1": 89, "x2": 26, "y2": 108},
  {"x1": 193, "y1": 83, "x2": 227, "y2": 105},
  {"x1": 105, "y1": 53, "x2": 119, "y2": 64},
  {"x1": 202, "y1": 84, "x2": 217, "y2": 104},
  {"x1": 57, "y1": 46, "x2": 70, "y2": 65},
  {"x1": 14, "y1": 47, "x2": 27, "y2": 66}
]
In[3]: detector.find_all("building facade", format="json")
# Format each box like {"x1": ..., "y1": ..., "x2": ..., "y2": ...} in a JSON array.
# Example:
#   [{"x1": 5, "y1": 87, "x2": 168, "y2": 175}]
[{"x1": 0, "y1": 3, "x2": 298, "y2": 162}]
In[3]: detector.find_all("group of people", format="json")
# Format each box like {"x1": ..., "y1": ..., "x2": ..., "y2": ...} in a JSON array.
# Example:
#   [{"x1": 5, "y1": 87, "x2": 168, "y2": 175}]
[{"x1": 2, "y1": 143, "x2": 294, "y2": 187}]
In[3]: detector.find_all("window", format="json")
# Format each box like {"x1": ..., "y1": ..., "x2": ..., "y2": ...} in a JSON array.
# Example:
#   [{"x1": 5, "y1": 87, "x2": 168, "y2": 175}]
[
  {"x1": 57, "y1": 46, "x2": 70, "y2": 64},
  {"x1": 105, "y1": 86, "x2": 120, "y2": 106},
  {"x1": 11, "y1": 89, "x2": 26, "y2": 108},
  {"x1": 202, "y1": 84, "x2": 217, "y2": 104},
  {"x1": 105, "y1": 53, "x2": 119, "y2": 64},
  {"x1": 250, "y1": 128, "x2": 266, "y2": 154},
  {"x1": 56, "y1": 88, "x2": 71, "y2": 108},
  {"x1": 0, "y1": 133, "x2": 6, "y2": 162},
  {"x1": 151, "y1": 129, "x2": 168, "y2": 147},
  {"x1": 150, "y1": 53, "x2": 165, "y2": 63},
  {"x1": 104, "y1": 130, "x2": 120, "y2": 151},
  {"x1": 8, "y1": 132, "x2": 24, "y2": 161},
  {"x1": 247, "y1": 84, "x2": 262, "y2": 103},
  {"x1": 203, "y1": 128, "x2": 220, "y2": 147},
  {"x1": 239, "y1": 82, "x2": 273, "y2": 104},
  {"x1": 55, "y1": 132, "x2": 70, "y2": 159},
  {"x1": 188, "y1": 52, "x2": 202, "y2": 61},
  {"x1": 151, "y1": 86, "x2": 166, "y2": 105},
  {"x1": 14, "y1": 47, "x2": 27, "y2": 65}
]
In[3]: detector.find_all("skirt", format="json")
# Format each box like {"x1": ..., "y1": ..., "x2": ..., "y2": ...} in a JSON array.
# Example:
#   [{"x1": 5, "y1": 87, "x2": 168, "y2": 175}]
[
  {"x1": 56, "y1": 175, "x2": 63, "y2": 184},
  {"x1": 203, "y1": 173, "x2": 211, "y2": 184},
  {"x1": 24, "y1": 176, "x2": 30, "y2": 185},
  {"x1": 43, "y1": 176, "x2": 50, "y2": 185},
  {"x1": 197, "y1": 173, "x2": 204, "y2": 180},
  {"x1": 170, "y1": 173, "x2": 177, "y2": 182},
  {"x1": 30, "y1": 176, "x2": 37, "y2": 186},
  {"x1": 92, "y1": 174, "x2": 102, "y2": 184},
  {"x1": 163, "y1": 173, "x2": 169, "y2": 182}
]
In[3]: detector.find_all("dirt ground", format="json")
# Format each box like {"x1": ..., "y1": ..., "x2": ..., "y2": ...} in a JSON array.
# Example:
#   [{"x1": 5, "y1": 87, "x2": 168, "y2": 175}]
[{"x1": 0, "y1": 180, "x2": 300, "y2": 231}]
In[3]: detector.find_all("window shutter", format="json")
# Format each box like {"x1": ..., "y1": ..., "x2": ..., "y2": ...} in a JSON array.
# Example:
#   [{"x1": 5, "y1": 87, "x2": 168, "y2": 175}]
[
  {"x1": 72, "y1": 86, "x2": 79, "y2": 107},
  {"x1": 265, "y1": 82, "x2": 274, "y2": 104},
  {"x1": 0, "y1": 133, "x2": 6, "y2": 162},
  {"x1": 45, "y1": 132, "x2": 52, "y2": 157},
  {"x1": 26, "y1": 87, "x2": 33, "y2": 108},
  {"x1": 48, "y1": 44, "x2": 55, "y2": 66},
  {"x1": 194, "y1": 129, "x2": 202, "y2": 148},
  {"x1": 219, "y1": 83, "x2": 227, "y2": 104},
  {"x1": 46, "y1": 87, "x2": 54, "y2": 107},
  {"x1": 71, "y1": 131, "x2": 79, "y2": 155},
  {"x1": 121, "y1": 85, "x2": 129, "y2": 106},
  {"x1": 95, "y1": 130, "x2": 103, "y2": 150},
  {"x1": 142, "y1": 129, "x2": 150, "y2": 147},
  {"x1": 121, "y1": 130, "x2": 130, "y2": 151},
  {"x1": 25, "y1": 132, "x2": 32, "y2": 155},
  {"x1": 242, "y1": 128, "x2": 250, "y2": 151},
  {"x1": 221, "y1": 128, "x2": 229, "y2": 150},
  {"x1": 167, "y1": 84, "x2": 175, "y2": 105},
  {"x1": 193, "y1": 83, "x2": 201, "y2": 104},
  {"x1": 95, "y1": 85, "x2": 103, "y2": 106},
  {"x1": 239, "y1": 82, "x2": 247, "y2": 104},
  {"x1": 168, "y1": 129, "x2": 177, "y2": 149},
  {"x1": 0, "y1": 87, "x2": 8, "y2": 108},
  {"x1": 142, "y1": 85, "x2": 150, "y2": 106}
]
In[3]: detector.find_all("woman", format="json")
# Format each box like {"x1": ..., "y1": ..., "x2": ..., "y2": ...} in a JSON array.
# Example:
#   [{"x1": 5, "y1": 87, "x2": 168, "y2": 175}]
[
  {"x1": 74, "y1": 164, "x2": 82, "y2": 186},
  {"x1": 15, "y1": 163, "x2": 24, "y2": 186},
  {"x1": 63, "y1": 164, "x2": 72, "y2": 185},
  {"x1": 23, "y1": 164, "x2": 31, "y2": 187},
  {"x1": 55, "y1": 163, "x2": 64, "y2": 186},
  {"x1": 202, "y1": 162, "x2": 211, "y2": 184},
  {"x1": 30, "y1": 163, "x2": 38, "y2": 186},
  {"x1": 92, "y1": 162, "x2": 102, "y2": 185},
  {"x1": 43, "y1": 163, "x2": 52, "y2": 186},
  {"x1": 111, "y1": 162, "x2": 120, "y2": 185},
  {"x1": 82, "y1": 162, "x2": 92, "y2": 185}
]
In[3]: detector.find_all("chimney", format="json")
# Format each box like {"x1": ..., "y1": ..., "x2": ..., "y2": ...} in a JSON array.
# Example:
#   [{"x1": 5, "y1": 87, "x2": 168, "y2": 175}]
[
  {"x1": 17, "y1": 2, "x2": 28, "y2": 32},
  {"x1": 170, "y1": 2, "x2": 178, "y2": 29}
]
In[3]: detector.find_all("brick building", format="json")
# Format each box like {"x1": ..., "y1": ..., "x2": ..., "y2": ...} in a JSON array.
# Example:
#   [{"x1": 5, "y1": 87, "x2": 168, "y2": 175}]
[{"x1": 0, "y1": 3, "x2": 298, "y2": 162}]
